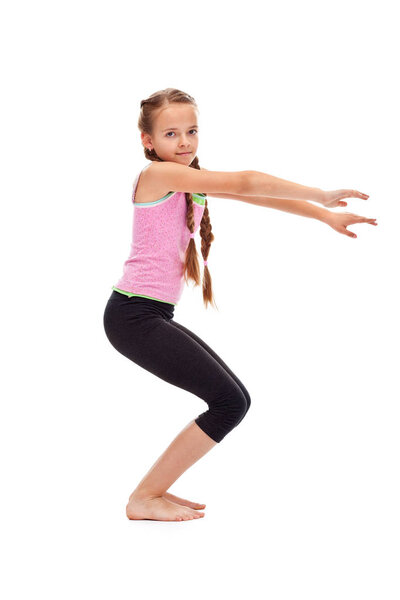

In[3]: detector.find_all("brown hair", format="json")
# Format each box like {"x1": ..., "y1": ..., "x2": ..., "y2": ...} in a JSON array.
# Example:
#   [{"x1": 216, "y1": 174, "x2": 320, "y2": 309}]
[{"x1": 138, "y1": 88, "x2": 217, "y2": 310}]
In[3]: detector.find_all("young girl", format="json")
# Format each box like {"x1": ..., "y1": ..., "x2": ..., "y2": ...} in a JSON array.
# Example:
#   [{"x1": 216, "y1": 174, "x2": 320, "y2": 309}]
[{"x1": 103, "y1": 87, "x2": 377, "y2": 522}]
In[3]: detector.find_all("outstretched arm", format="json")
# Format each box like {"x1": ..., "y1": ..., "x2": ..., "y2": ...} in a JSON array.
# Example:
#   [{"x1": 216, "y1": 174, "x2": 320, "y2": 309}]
[
  {"x1": 148, "y1": 162, "x2": 370, "y2": 210},
  {"x1": 149, "y1": 161, "x2": 331, "y2": 203},
  {"x1": 209, "y1": 192, "x2": 378, "y2": 238}
]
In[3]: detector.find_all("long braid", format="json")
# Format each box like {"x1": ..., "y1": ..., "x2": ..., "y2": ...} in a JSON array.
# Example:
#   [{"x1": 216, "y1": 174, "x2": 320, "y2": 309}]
[{"x1": 184, "y1": 155, "x2": 217, "y2": 309}]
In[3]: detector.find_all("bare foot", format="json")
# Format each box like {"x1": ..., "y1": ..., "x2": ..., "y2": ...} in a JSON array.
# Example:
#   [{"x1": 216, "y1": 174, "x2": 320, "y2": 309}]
[
  {"x1": 126, "y1": 493, "x2": 205, "y2": 521},
  {"x1": 162, "y1": 492, "x2": 206, "y2": 510}
]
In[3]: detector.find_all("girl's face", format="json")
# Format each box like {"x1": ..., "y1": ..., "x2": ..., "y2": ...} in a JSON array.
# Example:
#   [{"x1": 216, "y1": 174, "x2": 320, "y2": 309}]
[{"x1": 142, "y1": 103, "x2": 199, "y2": 165}]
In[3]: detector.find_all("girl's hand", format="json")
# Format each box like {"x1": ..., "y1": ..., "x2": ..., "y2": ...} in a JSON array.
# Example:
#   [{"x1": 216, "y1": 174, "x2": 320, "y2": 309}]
[
  {"x1": 325, "y1": 211, "x2": 378, "y2": 239},
  {"x1": 322, "y1": 189, "x2": 370, "y2": 208}
]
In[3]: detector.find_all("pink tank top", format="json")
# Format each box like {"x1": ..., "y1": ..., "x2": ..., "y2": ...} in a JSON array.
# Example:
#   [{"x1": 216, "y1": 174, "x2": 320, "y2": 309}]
[{"x1": 112, "y1": 164, "x2": 206, "y2": 305}]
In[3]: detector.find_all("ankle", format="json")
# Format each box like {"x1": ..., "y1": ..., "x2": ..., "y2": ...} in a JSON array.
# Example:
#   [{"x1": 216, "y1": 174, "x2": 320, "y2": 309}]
[{"x1": 129, "y1": 488, "x2": 162, "y2": 501}]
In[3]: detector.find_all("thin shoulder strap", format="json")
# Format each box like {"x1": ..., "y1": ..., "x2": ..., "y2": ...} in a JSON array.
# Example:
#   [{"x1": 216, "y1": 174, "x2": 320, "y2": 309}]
[{"x1": 132, "y1": 163, "x2": 151, "y2": 202}]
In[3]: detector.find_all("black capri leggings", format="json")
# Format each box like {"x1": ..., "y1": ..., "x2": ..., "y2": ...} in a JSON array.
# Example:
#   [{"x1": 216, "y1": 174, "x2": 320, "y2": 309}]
[{"x1": 103, "y1": 291, "x2": 251, "y2": 443}]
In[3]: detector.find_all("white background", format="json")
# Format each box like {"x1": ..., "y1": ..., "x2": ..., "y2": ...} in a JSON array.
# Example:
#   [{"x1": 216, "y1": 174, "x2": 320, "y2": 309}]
[{"x1": 1, "y1": 0, "x2": 399, "y2": 598}]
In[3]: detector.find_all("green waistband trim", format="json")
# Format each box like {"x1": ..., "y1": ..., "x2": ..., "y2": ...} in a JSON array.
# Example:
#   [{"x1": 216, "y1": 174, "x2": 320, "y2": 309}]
[{"x1": 112, "y1": 287, "x2": 176, "y2": 306}]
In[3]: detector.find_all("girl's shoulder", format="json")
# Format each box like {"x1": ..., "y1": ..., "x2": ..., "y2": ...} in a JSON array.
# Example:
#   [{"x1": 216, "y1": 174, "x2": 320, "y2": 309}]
[
  {"x1": 133, "y1": 163, "x2": 172, "y2": 204},
  {"x1": 133, "y1": 162, "x2": 209, "y2": 204}
]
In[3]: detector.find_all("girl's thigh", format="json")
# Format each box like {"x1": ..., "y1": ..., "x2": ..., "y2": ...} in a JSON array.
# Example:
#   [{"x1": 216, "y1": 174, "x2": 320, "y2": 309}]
[
  {"x1": 169, "y1": 319, "x2": 251, "y2": 406},
  {"x1": 112, "y1": 315, "x2": 244, "y2": 402}
]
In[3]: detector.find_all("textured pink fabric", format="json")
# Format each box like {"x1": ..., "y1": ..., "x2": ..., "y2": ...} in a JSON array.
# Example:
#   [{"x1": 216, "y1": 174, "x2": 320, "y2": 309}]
[{"x1": 114, "y1": 165, "x2": 206, "y2": 305}]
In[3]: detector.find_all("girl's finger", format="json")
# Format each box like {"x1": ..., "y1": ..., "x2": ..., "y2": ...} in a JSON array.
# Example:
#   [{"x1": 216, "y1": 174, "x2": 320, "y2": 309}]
[
  {"x1": 343, "y1": 227, "x2": 357, "y2": 238},
  {"x1": 354, "y1": 190, "x2": 369, "y2": 199},
  {"x1": 358, "y1": 217, "x2": 377, "y2": 224}
]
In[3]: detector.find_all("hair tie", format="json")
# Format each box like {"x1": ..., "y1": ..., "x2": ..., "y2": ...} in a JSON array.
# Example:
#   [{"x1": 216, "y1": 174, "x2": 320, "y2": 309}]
[
  {"x1": 204, "y1": 260, "x2": 208, "y2": 266},
  {"x1": 189, "y1": 232, "x2": 195, "y2": 239}
]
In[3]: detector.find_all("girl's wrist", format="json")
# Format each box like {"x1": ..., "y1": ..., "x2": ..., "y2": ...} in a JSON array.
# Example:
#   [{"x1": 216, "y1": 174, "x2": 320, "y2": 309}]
[
  {"x1": 318, "y1": 189, "x2": 328, "y2": 206},
  {"x1": 318, "y1": 206, "x2": 334, "y2": 225}
]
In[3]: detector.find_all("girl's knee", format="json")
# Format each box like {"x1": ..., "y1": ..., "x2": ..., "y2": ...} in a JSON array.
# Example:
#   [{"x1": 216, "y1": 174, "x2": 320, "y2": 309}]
[
  {"x1": 239, "y1": 383, "x2": 251, "y2": 412},
  {"x1": 233, "y1": 390, "x2": 251, "y2": 427},
  {"x1": 232, "y1": 390, "x2": 250, "y2": 422},
  {"x1": 212, "y1": 387, "x2": 248, "y2": 423},
  {"x1": 195, "y1": 386, "x2": 251, "y2": 443}
]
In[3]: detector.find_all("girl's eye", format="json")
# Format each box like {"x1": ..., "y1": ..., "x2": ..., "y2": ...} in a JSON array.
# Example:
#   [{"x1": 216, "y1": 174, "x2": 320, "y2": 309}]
[{"x1": 165, "y1": 129, "x2": 198, "y2": 137}]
